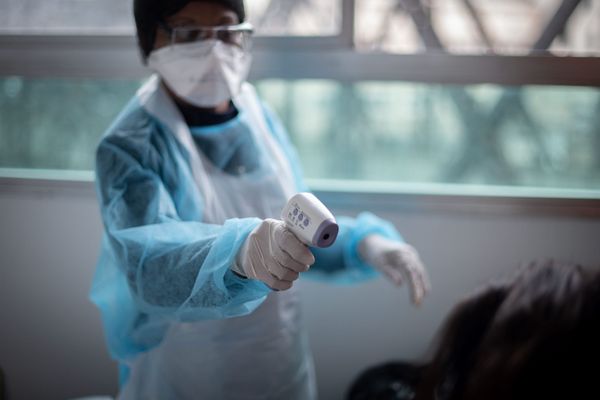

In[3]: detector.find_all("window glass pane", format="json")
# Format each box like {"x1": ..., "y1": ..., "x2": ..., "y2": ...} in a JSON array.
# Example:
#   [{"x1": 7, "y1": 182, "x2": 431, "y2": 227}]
[
  {"x1": 0, "y1": 77, "x2": 140, "y2": 170},
  {"x1": 255, "y1": 80, "x2": 600, "y2": 190},
  {"x1": 0, "y1": 0, "x2": 340, "y2": 36},
  {"x1": 247, "y1": 0, "x2": 340, "y2": 36},
  {"x1": 1, "y1": 77, "x2": 599, "y2": 192},
  {"x1": 356, "y1": 0, "x2": 600, "y2": 56},
  {"x1": 0, "y1": 0, "x2": 134, "y2": 33}
]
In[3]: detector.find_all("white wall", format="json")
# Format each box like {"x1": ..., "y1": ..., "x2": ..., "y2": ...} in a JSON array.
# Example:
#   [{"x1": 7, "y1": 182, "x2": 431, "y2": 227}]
[{"x1": 1, "y1": 180, "x2": 599, "y2": 400}]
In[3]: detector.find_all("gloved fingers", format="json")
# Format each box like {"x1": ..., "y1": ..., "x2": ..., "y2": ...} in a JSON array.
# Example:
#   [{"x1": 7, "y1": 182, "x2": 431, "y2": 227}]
[
  {"x1": 251, "y1": 259, "x2": 294, "y2": 291},
  {"x1": 239, "y1": 222, "x2": 298, "y2": 291},
  {"x1": 275, "y1": 226, "x2": 315, "y2": 266},
  {"x1": 267, "y1": 278, "x2": 294, "y2": 291},
  {"x1": 379, "y1": 263, "x2": 404, "y2": 286},
  {"x1": 408, "y1": 274, "x2": 426, "y2": 305},
  {"x1": 358, "y1": 235, "x2": 431, "y2": 305},
  {"x1": 243, "y1": 241, "x2": 263, "y2": 280},
  {"x1": 409, "y1": 249, "x2": 431, "y2": 295},
  {"x1": 271, "y1": 244, "x2": 311, "y2": 273},
  {"x1": 415, "y1": 265, "x2": 432, "y2": 305},
  {"x1": 394, "y1": 246, "x2": 429, "y2": 306},
  {"x1": 266, "y1": 259, "x2": 300, "y2": 282}
]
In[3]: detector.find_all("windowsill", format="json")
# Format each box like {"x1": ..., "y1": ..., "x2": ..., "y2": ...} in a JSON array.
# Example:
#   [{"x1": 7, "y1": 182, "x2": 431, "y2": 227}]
[
  {"x1": 311, "y1": 180, "x2": 600, "y2": 219},
  {"x1": 1, "y1": 168, "x2": 599, "y2": 218},
  {"x1": 0, "y1": 168, "x2": 94, "y2": 182}
]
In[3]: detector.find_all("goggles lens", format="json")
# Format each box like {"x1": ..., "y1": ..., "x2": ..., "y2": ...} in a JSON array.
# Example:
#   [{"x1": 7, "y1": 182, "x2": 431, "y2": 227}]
[{"x1": 163, "y1": 22, "x2": 254, "y2": 49}]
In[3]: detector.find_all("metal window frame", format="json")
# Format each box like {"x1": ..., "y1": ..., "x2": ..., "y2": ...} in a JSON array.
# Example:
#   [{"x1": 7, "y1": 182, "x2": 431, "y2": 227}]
[
  {"x1": 1, "y1": 0, "x2": 600, "y2": 214},
  {"x1": 1, "y1": 33, "x2": 599, "y2": 86}
]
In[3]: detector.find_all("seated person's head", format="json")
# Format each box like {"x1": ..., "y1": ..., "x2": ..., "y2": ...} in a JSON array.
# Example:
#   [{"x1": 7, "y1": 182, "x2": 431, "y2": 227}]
[{"x1": 416, "y1": 260, "x2": 600, "y2": 400}]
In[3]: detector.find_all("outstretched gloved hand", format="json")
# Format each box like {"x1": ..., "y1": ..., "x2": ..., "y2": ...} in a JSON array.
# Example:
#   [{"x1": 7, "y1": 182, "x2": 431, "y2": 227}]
[
  {"x1": 358, "y1": 234, "x2": 431, "y2": 305},
  {"x1": 233, "y1": 218, "x2": 315, "y2": 291}
]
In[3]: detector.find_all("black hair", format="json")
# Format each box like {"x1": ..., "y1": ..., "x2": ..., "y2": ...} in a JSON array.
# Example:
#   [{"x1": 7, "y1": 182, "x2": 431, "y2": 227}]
[
  {"x1": 133, "y1": 0, "x2": 245, "y2": 60},
  {"x1": 415, "y1": 260, "x2": 600, "y2": 400}
]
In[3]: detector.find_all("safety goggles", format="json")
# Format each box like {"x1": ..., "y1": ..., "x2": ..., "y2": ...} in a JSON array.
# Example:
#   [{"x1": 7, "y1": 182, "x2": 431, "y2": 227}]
[{"x1": 159, "y1": 21, "x2": 254, "y2": 50}]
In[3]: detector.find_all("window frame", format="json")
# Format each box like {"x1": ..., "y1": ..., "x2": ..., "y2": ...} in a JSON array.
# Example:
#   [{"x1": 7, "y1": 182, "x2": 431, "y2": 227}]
[{"x1": 1, "y1": 35, "x2": 599, "y2": 85}]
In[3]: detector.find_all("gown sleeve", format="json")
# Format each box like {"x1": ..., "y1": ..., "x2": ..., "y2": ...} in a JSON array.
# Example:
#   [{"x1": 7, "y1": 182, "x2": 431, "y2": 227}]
[{"x1": 95, "y1": 118, "x2": 270, "y2": 322}]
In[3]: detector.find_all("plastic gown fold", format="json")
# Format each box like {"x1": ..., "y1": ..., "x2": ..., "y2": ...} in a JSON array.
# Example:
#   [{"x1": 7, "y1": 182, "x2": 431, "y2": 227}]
[{"x1": 91, "y1": 75, "x2": 405, "y2": 399}]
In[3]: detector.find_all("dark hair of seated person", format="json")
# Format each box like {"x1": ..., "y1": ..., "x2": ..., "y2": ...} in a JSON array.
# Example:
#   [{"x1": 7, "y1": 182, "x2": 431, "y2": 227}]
[{"x1": 415, "y1": 260, "x2": 600, "y2": 400}]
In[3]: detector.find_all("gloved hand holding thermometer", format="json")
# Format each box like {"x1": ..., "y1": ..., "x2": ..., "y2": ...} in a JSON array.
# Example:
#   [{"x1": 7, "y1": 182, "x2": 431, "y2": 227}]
[{"x1": 233, "y1": 193, "x2": 338, "y2": 290}]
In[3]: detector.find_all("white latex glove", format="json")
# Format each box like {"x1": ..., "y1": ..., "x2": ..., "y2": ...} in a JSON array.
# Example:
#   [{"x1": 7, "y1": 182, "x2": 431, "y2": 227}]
[
  {"x1": 233, "y1": 218, "x2": 315, "y2": 291},
  {"x1": 358, "y1": 234, "x2": 431, "y2": 305}
]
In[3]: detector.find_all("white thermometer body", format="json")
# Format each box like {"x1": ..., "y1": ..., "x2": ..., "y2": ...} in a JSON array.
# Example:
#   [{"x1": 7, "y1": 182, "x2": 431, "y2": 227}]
[{"x1": 281, "y1": 192, "x2": 339, "y2": 248}]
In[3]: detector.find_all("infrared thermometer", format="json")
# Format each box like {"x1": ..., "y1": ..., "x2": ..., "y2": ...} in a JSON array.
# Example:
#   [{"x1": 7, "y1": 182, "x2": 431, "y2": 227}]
[{"x1": 281, "y1": 192, "x2": 339, "y2": 248}]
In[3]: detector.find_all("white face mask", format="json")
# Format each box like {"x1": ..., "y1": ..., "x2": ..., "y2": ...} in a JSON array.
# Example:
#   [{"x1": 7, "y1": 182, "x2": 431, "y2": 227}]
[{"x1": 147, "y1": 40, "x2": 252, "y2": 108}]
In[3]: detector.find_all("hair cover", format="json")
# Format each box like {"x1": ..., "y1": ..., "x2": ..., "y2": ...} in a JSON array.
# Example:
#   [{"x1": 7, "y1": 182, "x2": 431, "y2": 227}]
[{"x1": 134, "y1": 0, "x2": 246, "y2": 59}]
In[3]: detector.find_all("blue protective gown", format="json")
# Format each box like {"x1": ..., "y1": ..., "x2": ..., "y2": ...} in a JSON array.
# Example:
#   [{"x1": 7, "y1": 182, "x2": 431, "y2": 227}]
[{"x1": 91, "y1": 75, "x2": 403, "y2": 399}]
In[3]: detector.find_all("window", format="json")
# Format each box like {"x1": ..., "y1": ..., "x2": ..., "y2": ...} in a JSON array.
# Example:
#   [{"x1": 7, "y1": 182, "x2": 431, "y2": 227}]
[
  {"x1": 0, "y1": 77, "x2": 140, "y2": 171},
  {"x1": 1, "y1": 0, "x2": 599, "y2": 198},
  {"x1": 355, "y1": 0, "x2": 600, "y2": 55},
  {"x1": 247, "y1": 0, "x2": 341, "y2": 36},
  {"x1": 257, "y1": 80, "x2": 600, "y2": 190},
  {"x1": 0, "y1": 0, "x2": 134, "y2": 33}
]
